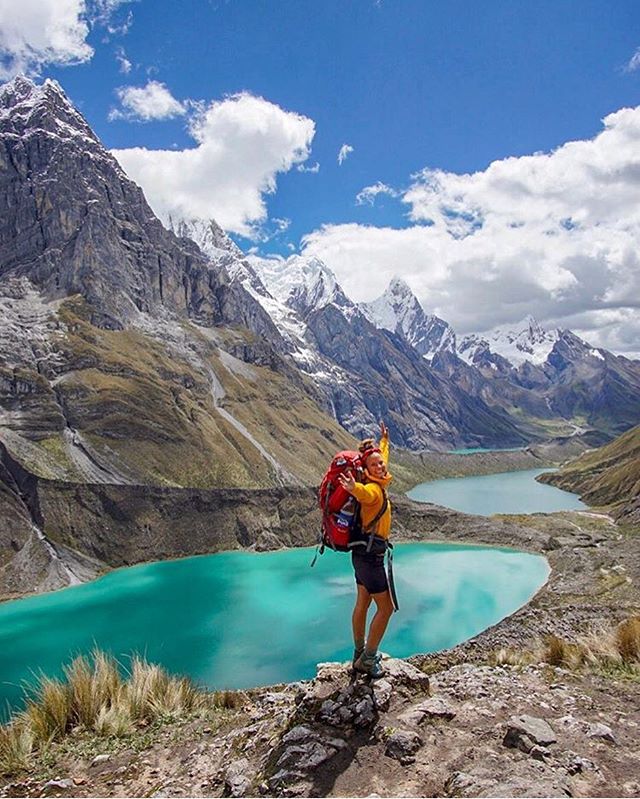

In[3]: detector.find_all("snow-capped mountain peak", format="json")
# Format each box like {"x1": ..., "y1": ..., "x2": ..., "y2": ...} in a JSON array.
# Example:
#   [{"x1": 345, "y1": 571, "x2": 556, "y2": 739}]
[
  {"x1": 0, "y1": 76, "x2": 100, "y2": 148},
  {"x1": 361, "y1": 277, "x2": 456, "y2": 359},
  {"x1": 360, "y1": 276, "x2": 421, "y2": 332},
  {"x1": 458, "y1": 316, "x2": 561, "y2": 368},
  {"x1": 248, "y1": 254, "x2": 354, "y2": 316},
  {"x1": 170, "y1": 217, "x2": 244, "y2": 261}
]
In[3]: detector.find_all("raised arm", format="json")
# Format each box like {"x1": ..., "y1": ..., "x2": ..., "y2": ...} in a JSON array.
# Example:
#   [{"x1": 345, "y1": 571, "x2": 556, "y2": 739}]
[{"x1": 379, "y1": 420, "x2": 389, "y2": 465}]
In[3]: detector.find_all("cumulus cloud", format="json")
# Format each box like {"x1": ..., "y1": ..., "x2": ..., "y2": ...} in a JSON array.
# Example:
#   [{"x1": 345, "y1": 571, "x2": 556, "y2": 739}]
[
  {"x1": 0, "y1": 0, "x2": 93, "y2": 78},
  {"x1": 272, "y1": 217, "x2": 291, "y2": 233},
  {"x1": 338, "y1": 143, "x2": 354, "y2": 165},
  {"x1": 355, "y1": 181, "x2": 399, "y2": 206},
  {"x1": 113, "y1": 92, "x2": 315, "y2": 238},
  {"x1": 0, "y1": 0, "x2": 134, "y2": 78},
  {"x1": 302, "y1": 106, "x2": 640, "y2": 357},
  {"x1": 109, "y1": 80, "x2": 185, "y2": 121}
]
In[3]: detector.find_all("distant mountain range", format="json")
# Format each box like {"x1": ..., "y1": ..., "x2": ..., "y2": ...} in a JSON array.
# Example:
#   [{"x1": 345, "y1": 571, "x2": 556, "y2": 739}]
[
  {"x1": 1, "y1": 75, "x2": 639, "y2": 494},
  {"x1": 183, "y1": 221, "x2": 640, "y2": 446}
]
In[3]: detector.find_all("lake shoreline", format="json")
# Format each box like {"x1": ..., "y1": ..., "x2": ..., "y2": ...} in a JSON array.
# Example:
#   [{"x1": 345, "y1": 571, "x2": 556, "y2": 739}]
[
  {"x1": 3, "y1": 471, "x2": 640, "y2": 796},
  {"x1": 3, "y1": 500, "x2": 638, "y2": 797}
]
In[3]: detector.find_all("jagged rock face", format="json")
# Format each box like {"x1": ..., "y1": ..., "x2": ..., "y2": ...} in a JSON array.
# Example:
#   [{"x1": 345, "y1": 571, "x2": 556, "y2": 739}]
[
  {"x1": 304, "y1": 304, "x2": 528, "y2": 448},
  {"x1": 543, "y1": 332, "x2": 640, "y2": 433},
  {"x1": 361, "y1": 277, "x2": 456, "y2": 360},
  {"x1": 0, "y1": 77, "x2": 281, "y2": 345}
]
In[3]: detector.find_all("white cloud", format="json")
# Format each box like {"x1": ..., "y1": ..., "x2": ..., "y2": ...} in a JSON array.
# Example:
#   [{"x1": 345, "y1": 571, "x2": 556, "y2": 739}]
[
  {"x1": 297, "y1": 161, "x2": 320, "y2": 173},
  {"x1": 302, "y1": 106, "x2": 640, "y2": 357},
  {"x1": 115, "y1": 44, "x2": 131, "y2": 73},
  {"x1": 113, "y1": 92, "x2": 315, "y2": 238},
  {"x1": 355, "y1": 181, "x2": 399, "y2": 206},
  {"x1": 0, "y1": 0, "x2": 93, "y2": 78},
  {"x1": 0, "y1": 0, "x2": 135, "y2": 78},
  {"x1": 110, "y1": 80, "x2": 185, "y2": 121},
  {"x1": 338, "y1": 143, "x2": 354, "y2": 165},
  {"x1": 624, "y1": 46, "x2": 640, "y2": 73},
  {"x1": 272, "y1": 217, "x2": 291, "y2": 233}
]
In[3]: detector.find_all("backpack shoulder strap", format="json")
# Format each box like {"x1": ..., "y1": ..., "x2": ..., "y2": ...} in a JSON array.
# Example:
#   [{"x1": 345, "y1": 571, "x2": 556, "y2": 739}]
[{"x1": 362, "y1": 488, "x2": 388, "y2": 534}]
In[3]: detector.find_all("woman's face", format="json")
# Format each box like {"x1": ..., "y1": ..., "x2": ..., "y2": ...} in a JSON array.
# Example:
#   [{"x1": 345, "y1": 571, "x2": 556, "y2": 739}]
[{"x1": 365, "y1": 452, "x2": 387, "y2": 479}]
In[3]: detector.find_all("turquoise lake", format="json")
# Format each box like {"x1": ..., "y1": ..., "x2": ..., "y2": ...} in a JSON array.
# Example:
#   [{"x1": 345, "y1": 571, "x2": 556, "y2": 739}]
[
  {"x1": 407, "y1": 468, "x2": 588, "y2": 515},
  {"x1": 0, "y1": 543, "x2": 549, "y2": 717}
]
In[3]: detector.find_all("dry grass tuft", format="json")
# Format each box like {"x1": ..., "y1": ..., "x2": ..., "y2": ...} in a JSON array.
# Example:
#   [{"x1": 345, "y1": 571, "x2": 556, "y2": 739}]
[
  {"x1": 1, "y1": 650, "x2": 209, "y2": 776},
  {"x1": 0, "y1": 723, "x2": 34, "y2": 774},
  {"x1": 616, "y1": 616, "x2": 640, "y2": 662},
  {"x1": 211, "y1": 689, "x2": 247, "y2": 710},
  {"x1": 492, "y1": 615, "x2": 640, "y2": 678},
  {"x1": 543, "y1": 635, "x2": 571, "y2": 667},
  {"x1": 489, "y1": 647, "x2": 533, "y2": 667}
]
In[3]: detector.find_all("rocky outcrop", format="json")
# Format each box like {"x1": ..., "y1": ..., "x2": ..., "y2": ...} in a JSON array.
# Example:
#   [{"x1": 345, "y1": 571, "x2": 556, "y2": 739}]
[
  {"x1": 0, "y1": 77, "x2": 282, "y2": 345},
  {"x1": 5, "y1": 651, "x2": 638, "y2": 797}
]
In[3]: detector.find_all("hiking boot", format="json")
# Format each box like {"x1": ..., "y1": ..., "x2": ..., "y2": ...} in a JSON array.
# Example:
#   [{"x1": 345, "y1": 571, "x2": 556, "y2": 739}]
[
  {"x1": 351, "y1": 647, "x2": 364, "y2": 670},
  {"x1": 353, "y1": 651, "x2": 384, "y2": 678}
]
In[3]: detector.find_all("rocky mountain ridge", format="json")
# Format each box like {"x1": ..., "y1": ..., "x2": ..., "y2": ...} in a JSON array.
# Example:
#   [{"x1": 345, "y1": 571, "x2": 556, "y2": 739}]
[
  {"x1": 0, "y1": 75, "x2": 359, "y2": 494},
  {"x1": 1, "y1": 74, "x2": 639, "y2": 486},
  {"x1": 183, "y1": 213, "x2": 640, "y2": 444}
]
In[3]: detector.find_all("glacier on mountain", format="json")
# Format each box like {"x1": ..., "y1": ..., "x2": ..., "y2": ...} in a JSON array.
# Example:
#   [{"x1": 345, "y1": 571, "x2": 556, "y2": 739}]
[{"x1": 458, "y1": 316, "x2": 561, "y2": 369}]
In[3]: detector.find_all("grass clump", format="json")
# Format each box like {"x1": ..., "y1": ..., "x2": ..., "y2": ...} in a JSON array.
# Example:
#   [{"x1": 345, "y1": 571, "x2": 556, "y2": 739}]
[
  {"x1": 491, "y1": 615, "x2": 640, "y2": 679},
  {"x1": 615, "y1": 616, "x2": 640, "y2": 661},
  {"x1": 0, "y1": 650, "x2": 210, "y2": 777}
]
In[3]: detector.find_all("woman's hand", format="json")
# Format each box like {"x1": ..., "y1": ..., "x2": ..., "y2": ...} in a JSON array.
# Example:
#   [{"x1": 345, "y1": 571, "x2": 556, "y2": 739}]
[
  {"x1": 337, "y1": 470, "x2": 356, "y2": 494},
  {"x1": 379, "y1": 420, "x2": 389, "y2": 442}
]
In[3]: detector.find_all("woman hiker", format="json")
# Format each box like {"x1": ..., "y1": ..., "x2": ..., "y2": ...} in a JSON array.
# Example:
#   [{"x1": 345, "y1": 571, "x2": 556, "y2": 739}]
[{"x1": 338, "y1": 421, "x2": 396, "y2": 678}]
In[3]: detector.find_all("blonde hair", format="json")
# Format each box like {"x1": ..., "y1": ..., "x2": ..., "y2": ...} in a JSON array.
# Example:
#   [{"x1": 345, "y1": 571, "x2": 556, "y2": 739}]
[{"x1": 358, "y1": 438, "x2": 376, "y2": 455}]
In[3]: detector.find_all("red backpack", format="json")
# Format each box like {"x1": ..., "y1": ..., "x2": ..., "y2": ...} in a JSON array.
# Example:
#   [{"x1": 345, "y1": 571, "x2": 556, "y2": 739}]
[{"x1": 318, "y1": 450, "x2": 364, "y2": 552}]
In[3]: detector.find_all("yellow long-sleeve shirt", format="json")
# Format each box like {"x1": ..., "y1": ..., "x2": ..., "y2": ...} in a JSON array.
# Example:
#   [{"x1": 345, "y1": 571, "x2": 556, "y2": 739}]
[{"x1": 351, "y1": 436, "x2": 393, "y2": 539}]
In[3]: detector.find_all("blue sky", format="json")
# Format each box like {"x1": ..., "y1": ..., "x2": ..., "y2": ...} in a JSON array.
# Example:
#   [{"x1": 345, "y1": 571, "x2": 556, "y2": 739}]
[{"x1": 1, "y1": 0, "x2": 640, "y2": 352}]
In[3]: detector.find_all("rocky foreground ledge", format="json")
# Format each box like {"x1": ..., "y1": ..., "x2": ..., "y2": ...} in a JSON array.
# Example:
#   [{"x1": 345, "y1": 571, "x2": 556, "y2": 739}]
[
  {"x1": 2, "y1": 649, "x2": 638, "y2": 798},
  {"x1": 2, "y1": 502, "x2": 639, "y2": 797}
]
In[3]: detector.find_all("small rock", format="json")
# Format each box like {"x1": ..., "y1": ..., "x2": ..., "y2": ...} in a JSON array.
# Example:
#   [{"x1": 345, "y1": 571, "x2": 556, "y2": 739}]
[
  {"x1": 503, "y1": 715, "x2": 557, "y2": 753},
  {"x1": 277, "y1": 741, "x2": 337, "y2": 770},
  {"x1": 385, "y1": 729, "x2": 423, "y2": 764},
  {"x1": 404, "y1": 696, "x2": 457, "y2": 723},
  {"x1": 225, "y1": 758, "x2": 252, "y2": 798},
  {"x1": 566, "y1": 753, "x2": 599, "y2": 775},
  {"x1": 372, "y1": 679, "x2": 393, "y2": 711},
  {"x1": 353, "y1": 695, "x2": 376, "y2": 727},
  {"x1": 383, "y1": 659, "x2": 430, "y2": 692},
  {"x1": 529, "y1": 744, "x2": 549, "y2": 761},
  {"x1": 282, "y1": 725, "x2": 314, "y2": 744},
  {"x1": 444, "y1": 770, "x2": 479, "y2": 796},
  {"x1": 587, "y1": 722, "x2": 616, "y2": 743},
  {"x1": 41, "y1": 779, "x2": 74, "y2": 795},
  {"x1": 90, "y1": 754, "x2": 111, "y2": 767}
]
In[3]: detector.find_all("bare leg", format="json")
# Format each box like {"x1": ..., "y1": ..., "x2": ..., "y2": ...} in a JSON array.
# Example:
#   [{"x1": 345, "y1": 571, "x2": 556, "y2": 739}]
[
  {"x1": 365, "y1": 590, "x2": 394, "y2": 652},
  {"x1": 352, "y1": 583, "x2": 372, "y2": 647}
]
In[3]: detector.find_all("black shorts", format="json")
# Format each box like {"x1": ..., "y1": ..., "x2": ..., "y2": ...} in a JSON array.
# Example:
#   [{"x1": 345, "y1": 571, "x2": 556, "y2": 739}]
[{"x1": 352, "y1": 548, "x2": 388, "y2": 595}]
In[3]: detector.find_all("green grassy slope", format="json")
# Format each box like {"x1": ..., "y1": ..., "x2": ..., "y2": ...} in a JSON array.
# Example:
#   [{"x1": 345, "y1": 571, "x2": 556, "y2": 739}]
[
  {"x1": 539, "y1": 425, "x2": 640, "y2": 522},
  {"x1": 2, "y1": 297, "x2": 355, "y2": 489}
]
